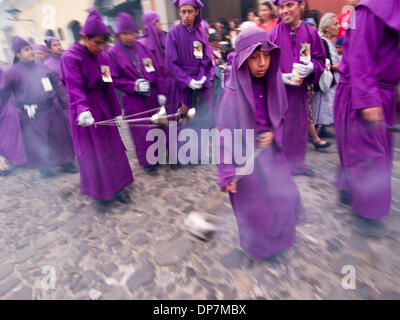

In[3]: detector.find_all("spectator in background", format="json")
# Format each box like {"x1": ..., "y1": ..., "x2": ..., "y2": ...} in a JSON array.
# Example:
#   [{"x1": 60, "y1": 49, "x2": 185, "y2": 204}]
[
  {"x1": 247, "y1": 10, "x2": 258, "y2": 23},
  {"x1": 258, "y1": 1, "x2": 279, "y2": 32},
  {"x1": 228, "y1": 19, "x2": 240, "y2": 48},
  {"x1": 313, "y1": 13, "x2": 341, "y2": 139}
]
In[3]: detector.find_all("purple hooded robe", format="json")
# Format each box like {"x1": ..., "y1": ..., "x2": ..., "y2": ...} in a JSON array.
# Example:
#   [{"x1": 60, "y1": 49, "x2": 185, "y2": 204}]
[
  {"x1": 334, "y1": 0, "x2": 400, "y2": 220},
  {"x1": 217, "y1": 27, "x2": 302, "y2": 259},
  {"x1": 0, "y1": 60, "x2": 74, "y2": 170},
  {"x1": 138, "y1": 11, "x2": 170, "y2": 96},
  {"x1": 270, "y1": 17, "x2": 326, "y2": 174},
  {"x1": 166, "y1": 0, "x2": 215, "y2": 160},
  {"x1": 61, "y1": 9, "x2": 134, "y2": 201},
  {"x1": 0, "y1": 67, "x2": 27, "y2": 165},
  {"x1": 108, "y1": 38, "x2": 165, "y2": 167}
]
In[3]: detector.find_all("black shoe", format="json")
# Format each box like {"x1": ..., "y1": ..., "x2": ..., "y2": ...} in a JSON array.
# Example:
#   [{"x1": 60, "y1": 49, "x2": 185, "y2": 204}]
[
  {"x1": 60, "y1": 163, "x2": 79, "y2": 174},
  {"x1": 115, "y1": 189, "x2": 132, "y2": 204},
  {"x1": 314, "y1": 140, "x2": 332, "y2": 150},
  {"x1": 170, "y1": 163, "x2": 185, "y2": 170},
  {"x1": 143, "y1": 165, "x2": 158, "y2": 175},
  {"x1": 319, "y1": 126, "x2": 336, "y2": 139},
  {"x1": 93, "y1": 199, "x2": 111, "y2": 211},
  {"x1": 294, "y1": 168, "x2": 315, "y2": 177},
  {"x1": 39, "y1": 168, "x2": 55, "y2": 179},
  {"x1": 339, "y1": 190, "x2": 350, "y2": 205},
  {"x1": 354, "y1": 215, "x2": 387, "y2": 237}
]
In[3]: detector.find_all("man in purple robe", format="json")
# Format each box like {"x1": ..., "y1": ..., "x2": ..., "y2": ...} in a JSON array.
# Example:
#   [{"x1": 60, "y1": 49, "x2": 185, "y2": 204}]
[
  {"x1": 334, "y1": 0, "x2": 400, "y2": 234},
  {"x1": 0, "y1": 37, "x2": 76, "y2": 178},
  {"x1": 166, "y1": 0, "x2": 215, "y2": 166},
  {"x1": 217, "y1": 27, "x2": 302, "y2": 259},
  {"x1": 108, "y1": 12, "x2": 167, "y2": 174},
  {"x1": 270, "y1": 0, "x2": 326, "y2": 177},
  {"x1": 61, "y1": 8, "x2": 134, "y2": 209},
  {"x1": 0, "y1": 67, "x2": 26, "y2": 175}
]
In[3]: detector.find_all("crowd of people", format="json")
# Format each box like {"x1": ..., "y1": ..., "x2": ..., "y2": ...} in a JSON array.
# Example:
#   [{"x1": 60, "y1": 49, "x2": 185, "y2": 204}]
[{"x1": 0, "y1": 0, "x2": 399, "y2": 260}]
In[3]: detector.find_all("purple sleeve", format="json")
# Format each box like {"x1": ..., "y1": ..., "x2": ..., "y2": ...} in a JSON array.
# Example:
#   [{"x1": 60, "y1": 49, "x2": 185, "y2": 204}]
[
  {"x1": 61, "y1": 55, "x2": 90, "y2": 120},
  {"x1": 104, "y1": 84, "x2": 122, "y2": 118},
  {"x1": 349, "y1": 7, "x2": 384, "y2": 110},
  {"x1": 0, "y1": 70, "x2": 13, "y2": 109},
  {"x1": 166, "y1": 30, "x2": 192, "y2": 90},
  {"x1": 305, "y1": 28, "x2": 326, "y2": 85},
  {"x1": 108, "y1": 50, "x2": 136, "y2": 95},
  {"x1": 216, "y1": 91, "x2": 238, "y2": 190}
]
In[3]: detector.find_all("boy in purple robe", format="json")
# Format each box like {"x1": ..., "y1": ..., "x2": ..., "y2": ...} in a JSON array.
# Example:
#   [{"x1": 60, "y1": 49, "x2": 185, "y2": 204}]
[
  {"x1": 108, "y1": 12, "x2": 167, "y2": 174},
  {"x1": 44, "y1": 37, "x2": 69, "y2": 121},
  {"x1": 0, "y1": 37, "x2": 76, "y2": 178},
  {"x1": 334, "y1": 0, "x2": 400, "y2": 234},
  {"x1": 138, "y1": 11, "x2": 170, "y2": 97},
  {"x1": 61, "y1": 8, "x2": 134, "y2": 209},
  {"x1": 0, "y1": 67, "x2": 26, "y2": 175},
  {"x1": 270, "y1": 0, "x2": 326, "y2": 177},
  {"x1": 166, "y1": 0, "x2": 215, "y2": 166},
  {"x1": 217, "y1": 27, "x2": 302, "y2": 259},
  {"x1": 34, "y1": 44, "x2": 49, "y2": 63}
]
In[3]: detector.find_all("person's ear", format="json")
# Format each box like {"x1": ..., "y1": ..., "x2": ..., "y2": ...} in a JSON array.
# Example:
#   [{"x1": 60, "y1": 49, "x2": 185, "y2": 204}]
[
  {"x1": 16, "y1": 52, "x2": 22, "y2": 60},
  {"x1": 195, "y1": 8, "x2": 199, "y2": 16}
]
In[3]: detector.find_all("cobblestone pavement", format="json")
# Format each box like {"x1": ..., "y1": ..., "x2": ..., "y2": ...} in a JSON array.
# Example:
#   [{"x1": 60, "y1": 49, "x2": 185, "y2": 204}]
[{"x1": 0, "y1": 125, "x2": 399, "y2": 300}]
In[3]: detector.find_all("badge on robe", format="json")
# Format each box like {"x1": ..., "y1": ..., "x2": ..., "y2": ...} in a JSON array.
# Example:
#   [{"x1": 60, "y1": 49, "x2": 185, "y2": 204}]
[
  {"x1": 300, "y1": 43, "x2": 311, "y2": 63},
  {"x1": 101, "y1": 65, "x2": 113, "y2": 83},
  {"x1": 143, "y1": 58, "x2": 155, "y2": 73},
  {"x1": 193, "y1": 41, "x2": 203, "y2": 59},
  {"x1": 41, "y1": 77, "x2": 53, "y2": 92}
]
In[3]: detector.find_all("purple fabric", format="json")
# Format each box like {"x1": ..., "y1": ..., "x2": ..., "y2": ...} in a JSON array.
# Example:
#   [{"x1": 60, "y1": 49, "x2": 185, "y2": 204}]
[
  {"x1": 44, "y1": 36, "x2": 59, "y2": 48},
  {"x1": 217, "y1": 27, "x2": 301, "y2": 259},
  {"x1": 116, "y1": 12, "x2": 137, "y2": 34},
  {"x1": 272, "y1": 0, "x2": 302, "y2": 5},
  {"x1": 173, "y1": 0, "x2": 203, "y2": 9},
  {"x1": 0, "y1": 62, "x2": 74, "y2": 169},
  {"x1": 108, "y1": 40, "x2": 164, "y2": 167},
  {"x1": 34, "y1": 45, "x2": 48, "y2": 53},
  {"x1": 359, "y1": 0, "x2": 400, "y2": 33},
  {"x1": 81, "y1": 8, "x2": 110, "y2": 35},
  {"x1": 12, "y1": 37, "x2": 30, "y2": 53},
  {"x1": 270, "y1": 21, "x2": 326, "y2": 174},
  {"x1": 61, "y1": 42, "x2": 133, "y2": 200},
  {"x1": 139, "y1": 11, "x2": 170, "y2": 95},
  {"x1": 0, "y1": 68, "x2": 27, "y2": 164},
  {"x1": 334, "y1": 5, "x2": 400, "y2": 220}
]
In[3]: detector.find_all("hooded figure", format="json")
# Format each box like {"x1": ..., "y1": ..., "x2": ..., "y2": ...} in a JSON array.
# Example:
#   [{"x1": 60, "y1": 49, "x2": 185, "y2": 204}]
[
  {"x1": 138, "y1": 11, "x2": 170, "y2": 96},
  {"x1": 166, "y1": 0, "x2": 215, "y2": 166},
  {"x1": 61, "y1": 9, "x2": 134, "y2": 206},
  {"x1": 217, "y1": 27, "x2": 302, "y2": 259},
  {"x1": 33, "y1": 44, "x2": 49, "y2": 63},
  {"x1": 0, "y1": 37, "x2": 76, "y2": 177},
  {"x1": 43, "y1": 36, "x2": 70, "y2": 122},
  {"x1": 108, "y1": 12, "x2": 167, "y2": 174},
  {"x1": 270, "y1": 0, "x2": 326, "y2": 176},
  {"x1": 334, "y1": 0, "x2": 400, "y2": 224},
  {"x1": 0, "y1": 67, "x2": 27, "y2": 167}
]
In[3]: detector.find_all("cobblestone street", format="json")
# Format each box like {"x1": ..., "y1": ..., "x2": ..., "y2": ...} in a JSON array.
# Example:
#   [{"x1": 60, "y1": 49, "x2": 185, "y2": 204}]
[{"x1": 0, "y1": 125, "x2": 399, "y2": 300}]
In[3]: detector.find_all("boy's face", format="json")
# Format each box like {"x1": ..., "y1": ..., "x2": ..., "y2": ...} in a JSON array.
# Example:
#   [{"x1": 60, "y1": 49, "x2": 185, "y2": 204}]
[
  {"x1": 179, "y1": 5, "x2": 199, "y2": 28},
  {"x1": 50, "y1": 40, "x2": 63, "y2": 56},
  {"x1": 82, "y1": 34, "x2": 107, "y2": 55},
  {"x1": 118, "y1": 31, "x2": 136, "y2": 47},
  {"x1": 278, "y1": 1, "x2": 305, "y2": 26},
  {"x1": 17, "y1": 45, "x2": 35, "y2": 62},
  {"x1": 246, "y1": 49, "x2": 271, "y2": 79}
]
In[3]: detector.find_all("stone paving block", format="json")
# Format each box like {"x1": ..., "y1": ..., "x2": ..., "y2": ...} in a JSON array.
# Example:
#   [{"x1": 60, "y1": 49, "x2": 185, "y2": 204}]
[
  {"x1": 0, "y1": 278, "x2": 21, "y2": 298},
  {"x1": 0, "y1": 263, "x2": 13, "y2": 281},
  {"x1": 127, "y1": 263, "x2": 155, "y2": 293},
  {"x1": 154, "y1": 238, "x2": 193, "y2": 266}
]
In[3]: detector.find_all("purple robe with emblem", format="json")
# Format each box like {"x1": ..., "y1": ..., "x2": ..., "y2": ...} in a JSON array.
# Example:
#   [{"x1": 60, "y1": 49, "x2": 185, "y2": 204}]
[
  {"x1": 217, "y1": 28, "x2": 302, "y2": 259},
  {"x1": 270, "y1": 21, "x2": 326, "y2": 174},
  {"x1": 0, "y1": 62, "x2": 74, "y2": 169},
  {"x1": 0, "y1": 67, "x2": 27, "y2": 164},
  {"x1": 138, "y1": 11, "x2": 170, "y2": 96},
  {"x1": 108, "y1": 40, "x2": 165, "y2": 167},
  {"x1": 334, "y1": 0, "x2": 400, "y2": 220},
  {"x1": 61, "y1": 42, "x2": 133, "y2": 200}
]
